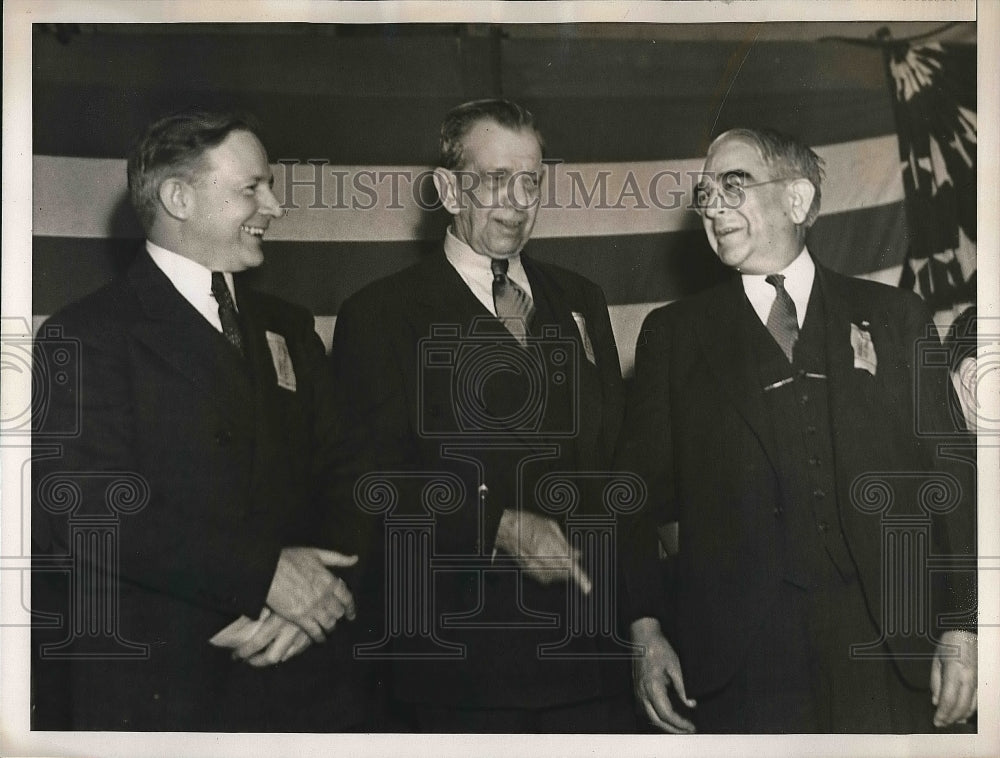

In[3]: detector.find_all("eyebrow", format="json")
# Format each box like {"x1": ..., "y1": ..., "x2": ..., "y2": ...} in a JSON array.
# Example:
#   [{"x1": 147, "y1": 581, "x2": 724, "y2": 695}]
[
  {"x1": 244, "y1": 173, "x2": 274, "y2": 186},
  {"x1": 696, "y1": 168, "x2": 762, "y2": 187}
]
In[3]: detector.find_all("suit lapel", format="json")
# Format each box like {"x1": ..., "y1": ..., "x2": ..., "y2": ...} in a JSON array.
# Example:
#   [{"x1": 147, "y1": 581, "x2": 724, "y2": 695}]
[
  {"x1": 128, "y1": 251, "x2": 256, "y2": 436},
  {"x1": 815, "y1": 265, "x2": 876, "y2": 490},
  {"x1": 410, "y1": 253, "x2": 495, "y2": 322},
  {"x1": 522, "y1": 254, "x2": 601, "y2": 459},
  {"x1": 694, "y1": 275, "x2": 783, "y2": 476}
]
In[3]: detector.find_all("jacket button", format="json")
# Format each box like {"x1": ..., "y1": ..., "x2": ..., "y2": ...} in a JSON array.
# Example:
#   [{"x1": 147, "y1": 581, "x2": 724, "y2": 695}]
[
  {"x1": 809, "y1": 456, "x2": 821, "y2": 466},
  {"x1": 773, "y1": 507, "x2": 783, "y2": 518},
  {"x1": 813, "y1": 488, "x2": 826, "y2": 499},
  {"x1": 817, "y1": 521, "x2": 829, "y2": 533},
  {"x1": 215, "y1": 429, "x2": 233, "y2": 445}
]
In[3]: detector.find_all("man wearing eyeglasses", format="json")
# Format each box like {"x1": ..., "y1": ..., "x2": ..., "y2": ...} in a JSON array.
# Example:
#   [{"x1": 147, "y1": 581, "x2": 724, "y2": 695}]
[{"x1": 616, "y1": 128, "x2": 977, "y2": 733}]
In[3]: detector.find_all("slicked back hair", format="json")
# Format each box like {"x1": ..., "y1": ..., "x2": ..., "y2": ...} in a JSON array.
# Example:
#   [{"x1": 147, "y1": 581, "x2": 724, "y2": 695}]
[
  {"x1": 127, "y1": 109, "x2": 262, "y2": 231},
  {"x1": 439, "y1": 98, "x2": 543, "y2": 171},
  {"x1": 710, "y1": 127, "x2": 826, "y2": 228}
]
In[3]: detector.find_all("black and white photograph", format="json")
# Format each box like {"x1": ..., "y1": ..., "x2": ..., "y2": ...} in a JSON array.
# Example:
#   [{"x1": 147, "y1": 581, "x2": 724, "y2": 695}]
[{"x1": 2, "y1": 1, "x2": 997, "y2": 756}]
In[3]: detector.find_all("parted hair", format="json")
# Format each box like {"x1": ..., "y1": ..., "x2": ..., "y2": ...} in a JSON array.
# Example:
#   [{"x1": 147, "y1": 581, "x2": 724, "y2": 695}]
[
  {"x1": 127, "y1": 109, "x2": 262, "y2": 231},
  {"x1": 711, "y1": 127, "x2": 826, "y2": 228},
  {"x1": 438, "y1": 98, "x2": 543, "y2": 170}
]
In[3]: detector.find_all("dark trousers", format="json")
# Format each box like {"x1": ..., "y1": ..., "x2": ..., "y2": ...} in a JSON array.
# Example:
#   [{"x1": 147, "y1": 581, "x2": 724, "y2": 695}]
[
  {"x1": 406, "y1": 693, "x2": 636, "y2": 733},
  {"x1": 694, "y1": 572, "x2": 934, "y2": 734}
]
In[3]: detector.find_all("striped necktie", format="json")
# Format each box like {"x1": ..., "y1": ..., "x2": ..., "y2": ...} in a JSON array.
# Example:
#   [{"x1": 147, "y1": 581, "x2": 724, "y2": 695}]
[
  {"x1": 210, "y1": 271, "x2": 245, "y2": 358},
  {"x1": 491, "y1": 258, "x2": 535, "y2": 346},
  {"x1": 764, "y1": 273, "x2": 799, "y2": 363}
]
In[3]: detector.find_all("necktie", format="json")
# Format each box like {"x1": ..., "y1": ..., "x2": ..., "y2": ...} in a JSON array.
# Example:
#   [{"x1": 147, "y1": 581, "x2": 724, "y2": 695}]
[
  {"x1": 210, "y1": 271, "x2": 245, "y2": 358},
  {"x1": 765, "y1": 273, "x2": 799, "y2": 363},
  {"x1": 491, "y1": 258, "x2": 535, "y2": 346}
]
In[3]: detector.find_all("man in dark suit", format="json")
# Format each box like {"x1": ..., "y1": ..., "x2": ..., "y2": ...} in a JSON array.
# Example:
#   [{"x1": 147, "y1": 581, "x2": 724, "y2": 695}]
[
  {"x1": 617, "y1": 128, "x2": 977, "y2": 733},
  {"x1": 330, "y1": 99, "x2": 633, "y2": 732},
  {"x1": 32, "y1": 110, "x2": 367, "y2": 731}
]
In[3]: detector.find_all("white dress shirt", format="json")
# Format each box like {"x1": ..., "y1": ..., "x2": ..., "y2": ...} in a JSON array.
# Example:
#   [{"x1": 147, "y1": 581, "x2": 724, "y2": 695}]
[
  {"x1": 741, "y1": 246, "x2": 815, "y2": 329},
  {"x1": 146, "y1": 241, "x2": 237, "y2": 332},
  {"x1": 443, "y1": 227, "x2": 533, "y2": 316}
]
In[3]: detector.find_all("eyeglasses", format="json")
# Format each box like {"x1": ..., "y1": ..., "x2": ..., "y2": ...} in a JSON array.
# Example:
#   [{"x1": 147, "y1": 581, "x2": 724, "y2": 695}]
[{"x1": 693, "y1": 172, "x2": 801, "y2": 215}]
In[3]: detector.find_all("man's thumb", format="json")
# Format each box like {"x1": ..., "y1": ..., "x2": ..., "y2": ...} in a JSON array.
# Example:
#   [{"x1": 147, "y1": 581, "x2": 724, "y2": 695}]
[
  {"x1": 314, "y1": 549, "x2": 359, "y2": 567},
  {"x1": 672, "y1": 670, "x2": 697, "y2": 708}
]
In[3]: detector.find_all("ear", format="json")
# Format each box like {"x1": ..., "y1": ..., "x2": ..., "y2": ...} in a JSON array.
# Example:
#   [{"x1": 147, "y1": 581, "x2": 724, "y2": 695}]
[
  {"x1": 157, "y1": 177, "x2": 194, "y2": 221},
  {"x1": 786, "y1": 178, "x2": 816, "y2": 225},
  {"x1": 432, "y1": 167, "x2": 461, "y2": 216}
]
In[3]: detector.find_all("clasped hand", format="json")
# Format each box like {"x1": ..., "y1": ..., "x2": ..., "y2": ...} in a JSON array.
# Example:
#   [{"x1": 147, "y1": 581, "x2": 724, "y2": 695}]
[{"x1": 231, "y1": 547, "x2": 357, "y2": 667}]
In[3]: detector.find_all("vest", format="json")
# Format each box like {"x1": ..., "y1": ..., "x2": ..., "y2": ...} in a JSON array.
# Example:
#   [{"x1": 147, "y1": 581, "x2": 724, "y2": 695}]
[{"x1": 746, "y1": 282, "x2": 859, "y2": 589}]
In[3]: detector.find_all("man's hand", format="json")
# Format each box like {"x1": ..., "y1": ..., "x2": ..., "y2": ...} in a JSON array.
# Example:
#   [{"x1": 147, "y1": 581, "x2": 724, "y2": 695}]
[
  {"x1": 931, "y1": 630, "x2": 977, "y2": 727},
  {"x1": 494, "y1": 509, "x2": 591, "y2": 594},
  {"x1": 265, "y1": 547, "x2": 358, "y2": 643},
  {"x1": 230, "y1": 609, "x2": 313, "y2": 667},
  {"x1": 631, "y1": 617, "x2": 696, "y2": 734}
]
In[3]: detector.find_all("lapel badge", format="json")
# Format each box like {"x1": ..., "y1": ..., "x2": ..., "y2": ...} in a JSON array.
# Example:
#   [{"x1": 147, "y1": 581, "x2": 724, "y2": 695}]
[
  {"x1": 850, "y1": 321, "x2": 877, "y2": 376},
  {"x1": 572, "y1": 311, "x2": 596, "y2": 365},
  {"x1": 265, "y1": 331, "x2": 297, "y2": 391}
]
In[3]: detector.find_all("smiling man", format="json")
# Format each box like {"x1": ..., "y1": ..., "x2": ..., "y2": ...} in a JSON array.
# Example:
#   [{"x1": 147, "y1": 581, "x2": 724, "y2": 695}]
[
  {"x1": 330, "y1": 99, "x2": 632, "y2": 731},
  {"x1": 616, "y1": 127, "x2": 977, "y2": 733},
  {"x1": 32, "y1": 110, "x2": 368, "y2": 731}
]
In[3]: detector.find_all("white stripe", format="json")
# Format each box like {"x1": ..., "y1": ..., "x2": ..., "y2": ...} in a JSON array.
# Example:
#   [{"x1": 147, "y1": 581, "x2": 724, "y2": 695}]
[
  {"x1": 607, "y1": 301, "x2": 671, "y2": 379},
  {"x1": 854, "y1": 265, "x2": 903, "y2": 288},
  {"x1": 34, "y1": 262, "x2": 908, "y2": 379},
  {"x1": 314, "y1": 303, "x2": 667, "y2": 378},
  {"x1": 33, "y1": 134, "x2": 904, "y2": 242}
]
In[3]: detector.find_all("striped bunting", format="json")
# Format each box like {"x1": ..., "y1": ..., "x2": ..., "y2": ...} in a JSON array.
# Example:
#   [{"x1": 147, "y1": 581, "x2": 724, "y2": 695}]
[
  {"x1": 32, "y1": 133, "x2": 912, "y2": 375},
  {"x1": 32, "y1": 135, "x2": 904, "y2": 242},
  {"x1": 32, "y1": 25, "x2": 969, "y2": 375}
]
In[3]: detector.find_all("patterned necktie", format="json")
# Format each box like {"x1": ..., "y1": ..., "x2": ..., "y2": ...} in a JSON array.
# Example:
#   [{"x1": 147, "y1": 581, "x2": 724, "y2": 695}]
[
  {"x1": 210, "y1": 271, "x2": 245, "y2": 358},
  {"x1": 491, "y1": 258, "x2": 535, "y2": 346},
  {"x1": 765, "y1": 273, "x2": 799, "y2": 363}
]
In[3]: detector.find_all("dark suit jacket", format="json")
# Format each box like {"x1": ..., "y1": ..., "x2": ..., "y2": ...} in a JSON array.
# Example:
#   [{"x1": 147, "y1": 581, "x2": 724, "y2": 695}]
[
  {"x1": 32, "y1": 250, "x2": 365, "y2": 731},
  {"x1": 330, "y1": 250, "x2": 629, "y2": 709},
  {"x1": 615, "y1": 264, "x2": 976, "y2": 698}
]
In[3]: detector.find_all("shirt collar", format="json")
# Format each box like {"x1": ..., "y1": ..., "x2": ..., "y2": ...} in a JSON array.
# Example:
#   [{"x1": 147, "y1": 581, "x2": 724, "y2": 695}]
[
  {"x1": 443, "y1": 226, "x2": 530, "y2": 290},
  {"x1": 146, "y1": 240, "x2": 237, "y2": 309},
  {"x1": 741, "y1": 246, "x2": 815, "y2": 327}
]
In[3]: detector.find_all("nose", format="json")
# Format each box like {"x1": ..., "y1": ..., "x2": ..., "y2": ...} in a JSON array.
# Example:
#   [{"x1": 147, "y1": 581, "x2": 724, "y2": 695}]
[
  {"x1": 508, "y1": 173, "x2": 539, "y2": 211},
  {"x1": 258, "y1": 185, "x2": 285, "y2": 218},
  {"x1": 697, "y1": 185, "x2": 728, "y2": 220},
  {"x1": 702, "y1": 199, "x2": 726, "y2": 220}
]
